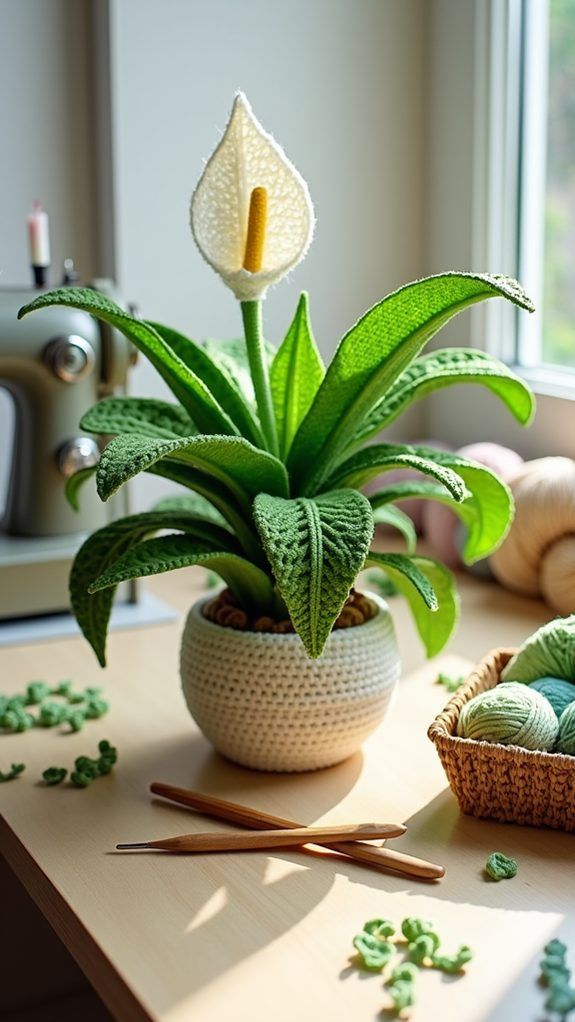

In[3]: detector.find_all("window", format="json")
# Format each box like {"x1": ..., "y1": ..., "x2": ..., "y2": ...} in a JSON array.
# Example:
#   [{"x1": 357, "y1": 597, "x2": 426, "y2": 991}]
[{"x1": 517, "y1": 0, "x2": 575, "y2": 379}]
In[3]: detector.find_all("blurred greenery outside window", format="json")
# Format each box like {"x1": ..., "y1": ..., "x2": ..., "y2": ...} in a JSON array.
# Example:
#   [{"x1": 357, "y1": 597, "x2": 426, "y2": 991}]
[{"x1": 518, "y1": 0, "x2": 575, "y2": 371}]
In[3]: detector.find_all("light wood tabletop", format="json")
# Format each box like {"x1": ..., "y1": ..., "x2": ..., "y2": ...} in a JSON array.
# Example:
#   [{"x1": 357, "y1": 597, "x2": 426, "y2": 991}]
[{"x1": 0, "y1": 565, "x2": 573, "y2": 1022}]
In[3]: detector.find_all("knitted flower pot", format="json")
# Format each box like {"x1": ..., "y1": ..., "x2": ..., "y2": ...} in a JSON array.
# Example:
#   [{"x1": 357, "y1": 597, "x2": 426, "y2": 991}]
[{"x1": 180, "y1": 592, "x2": 400, "y2": 772}]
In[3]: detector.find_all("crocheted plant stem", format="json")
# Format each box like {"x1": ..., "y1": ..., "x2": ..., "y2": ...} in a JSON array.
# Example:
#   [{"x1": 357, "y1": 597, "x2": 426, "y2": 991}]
[{"x1": 241, "y1": 298, "x2": 279, "y2": 457}]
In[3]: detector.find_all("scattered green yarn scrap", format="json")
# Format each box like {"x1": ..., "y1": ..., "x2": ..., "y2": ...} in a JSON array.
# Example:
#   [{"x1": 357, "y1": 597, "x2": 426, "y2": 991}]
[
  {"x1": 70, "y1": 740, "x2": 118, "y2": 788},
  {"x1": 538, "y1": 939, "x2": 575, "y2": 1020},
  {"x1": 0, "y1": 763, "x2": 25, "y2": 782},
  {"x1": 353, "y1": 932, "x2": 394, "y2": 970},
  {"x1": 25, "y1": 681, "x2": 51, "y2": 705},
  {"x1": 37, "y1": 701, "x2": 68, "y2": 727},
  {"x1": 42, "y1": 767, "x2": 68, "y2": 786},
  {"x1": 350, "y1": 916, "x2": 473, "y2": 1016},
  {"x1": 436, "y1": 672, "x2": 465, "y2": 693},
  {"x1": 485, "y1": 851, "x2": 518, "y2": 881},
  {"x1": 432, "y1": 946, "x2": 473, "y2": 974},
  {"x1": 2, "y1": 707, "x2": 35, "y2": 732},
  {"x1": 65, "y1": 709, "x2": 86, "y2": 733}
]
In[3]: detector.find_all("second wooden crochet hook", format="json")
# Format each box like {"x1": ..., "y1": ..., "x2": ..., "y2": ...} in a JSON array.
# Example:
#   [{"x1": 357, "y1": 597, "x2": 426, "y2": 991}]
[
  {"x1": 149, "y1": 783, "x2": 445, "y2": 880},
  {"x1": 117, "y1": 821, "x2": 406, "y2": 853}
]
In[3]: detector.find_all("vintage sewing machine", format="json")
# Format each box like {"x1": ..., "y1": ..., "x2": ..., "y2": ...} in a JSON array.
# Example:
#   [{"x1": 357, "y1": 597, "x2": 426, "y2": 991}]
[{"x1": 0, "y1": 278, "x2": 135, "y2": 621}]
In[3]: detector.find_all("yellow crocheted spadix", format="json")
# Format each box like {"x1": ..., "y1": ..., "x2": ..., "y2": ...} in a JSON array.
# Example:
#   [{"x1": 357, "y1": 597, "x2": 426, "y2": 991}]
[{"x1": 243, "y1": 188, "x2": 267, "y2": 273}]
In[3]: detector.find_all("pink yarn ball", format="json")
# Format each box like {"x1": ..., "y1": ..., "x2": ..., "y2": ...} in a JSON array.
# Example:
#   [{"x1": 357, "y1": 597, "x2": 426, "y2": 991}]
[{"x1": 422, "y1": 443, "x2": 524, "y2": 568}]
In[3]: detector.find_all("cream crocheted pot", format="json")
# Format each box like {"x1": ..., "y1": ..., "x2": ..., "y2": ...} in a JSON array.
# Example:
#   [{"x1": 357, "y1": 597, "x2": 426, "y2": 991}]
[{"x1": 180, "y1": 592, "x2": 400, "y2": 772}]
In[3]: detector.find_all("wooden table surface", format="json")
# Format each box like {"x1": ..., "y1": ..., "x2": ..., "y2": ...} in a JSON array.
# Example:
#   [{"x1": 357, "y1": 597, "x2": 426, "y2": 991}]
[{"x1": 1, "y1": 565, "x2": 573, "y2": 1022}]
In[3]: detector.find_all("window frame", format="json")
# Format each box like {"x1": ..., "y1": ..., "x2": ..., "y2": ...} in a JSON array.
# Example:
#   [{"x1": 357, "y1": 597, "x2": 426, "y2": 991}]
[{"x1": 425, "y1": 0, "x2": 575, "y2": 459}]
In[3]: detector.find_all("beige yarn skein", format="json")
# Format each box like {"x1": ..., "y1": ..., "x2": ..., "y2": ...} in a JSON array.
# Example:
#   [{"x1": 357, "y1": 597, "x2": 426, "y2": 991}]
[{"x1": 490, "y1": 457, "x2": 575, "y2": 614}]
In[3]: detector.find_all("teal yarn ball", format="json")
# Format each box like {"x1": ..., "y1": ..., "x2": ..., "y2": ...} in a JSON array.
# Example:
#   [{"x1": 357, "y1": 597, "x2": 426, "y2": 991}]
[
  {"x1": 528, "y1": 677, "x2": 575, "y2": 718},
  {"x1": 457, "y1": 683, "x2": 559, "y2": 751},
  {"x1": 556, "y1": 703, "x2": 575, "y2": 755}
]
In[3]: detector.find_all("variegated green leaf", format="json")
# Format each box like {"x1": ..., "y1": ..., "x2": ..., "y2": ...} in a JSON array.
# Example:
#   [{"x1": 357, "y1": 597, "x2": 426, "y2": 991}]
[
  {"x1": 287, "y1": 273, "x2": 534, "y2": 493},
  {"x1": 96, "y1": 434, "x2": 289, "y2": 513},
  {"x1": 270, "y1": 292, "x2": 324, "y2": 459},
  {"x1": 81, "y1": 396, "x2": 195, "y2": 439},
  {"x1": 88, "y1": 535, "x2": 275, "y2": 619},
  {"x1": 65, "y1": 466, "x2": 98, "y2": 512},
  {"x1": 18, "y1": 288, "x2": 237, "y2": 435},
  {"x1": 372, "y1": 504, "x2": 417, "y2": 553},
  {"x1": 351, "y1": 348, "x2": 535, "y2": 445},
  {"x1": 324, "y1": 444, "x2": 467, "y2": 502},
  {"x1": 70, "y1": 509, "x2": 241, "y2": 666},
  {"x1": 253, "y1": 489, "x2": 374, "y2": 657},
  {"x1": 150, "y1": 321, "x2": 264, "y2": 445},
  {"x1": 366, "y1": 552, "x2": 458, "y2": 657}
]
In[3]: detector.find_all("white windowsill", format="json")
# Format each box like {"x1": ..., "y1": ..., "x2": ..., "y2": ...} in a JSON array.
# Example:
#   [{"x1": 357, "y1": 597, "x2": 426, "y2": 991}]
[{"x1": 514, "y1": 364, "x2": 575, "y2": 402}]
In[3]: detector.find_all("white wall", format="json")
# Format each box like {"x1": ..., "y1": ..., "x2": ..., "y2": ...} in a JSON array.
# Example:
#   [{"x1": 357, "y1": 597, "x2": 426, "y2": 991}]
[
  {"x1": 1, "y1": 0, "x2": 429, "y2": 514},
  {"x1": 107, "y1": 0, "x2": 428, "y2": 505},
  {"x1": 0, "y1": 0, "x2": 97, "y2": 512}
]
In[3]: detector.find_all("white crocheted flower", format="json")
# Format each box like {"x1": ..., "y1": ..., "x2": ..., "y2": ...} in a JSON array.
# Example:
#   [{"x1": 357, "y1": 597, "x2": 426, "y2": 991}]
[{"x1": 190, "y1": 93, "x2": 315, "y2": 302}]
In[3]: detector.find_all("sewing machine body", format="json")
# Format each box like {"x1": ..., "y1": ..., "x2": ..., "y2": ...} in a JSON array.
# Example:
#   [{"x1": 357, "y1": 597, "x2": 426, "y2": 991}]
[{"x1": 0, "y1": 282, "x2": 133, "y2": 619}]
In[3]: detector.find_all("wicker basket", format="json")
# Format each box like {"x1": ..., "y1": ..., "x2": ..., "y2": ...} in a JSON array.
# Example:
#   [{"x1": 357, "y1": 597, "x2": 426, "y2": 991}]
[{"x1": 428, "y1": 647, "x2": 575, "y2": 831}]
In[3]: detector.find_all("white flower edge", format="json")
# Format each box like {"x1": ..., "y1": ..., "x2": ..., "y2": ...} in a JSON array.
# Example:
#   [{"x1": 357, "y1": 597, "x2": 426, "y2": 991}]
[{"x1": 190, "y1": 92, "x2": 315, "y2": 301}]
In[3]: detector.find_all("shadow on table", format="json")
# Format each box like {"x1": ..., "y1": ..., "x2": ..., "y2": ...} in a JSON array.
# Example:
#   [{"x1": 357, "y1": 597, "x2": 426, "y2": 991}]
[
  {"x1": 358, "y1": 786, "x2": 575, "y2": 909},
  {"x1": 121, "y1": 730, "x2": 367, "y2": 1013}
]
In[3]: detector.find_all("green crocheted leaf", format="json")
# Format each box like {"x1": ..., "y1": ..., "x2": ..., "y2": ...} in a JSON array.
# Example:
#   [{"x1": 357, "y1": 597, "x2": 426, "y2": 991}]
[
  {"x1": 330, "y1": 444, "x2": 512, "y2": 563},
  {"x1": 151, "y1": 492, "x2": 228, "y2": 527},
  {"x1": 352, "y1": 348, "x2": 535, "y2": 445},
  {"x1": 324, "y1": 444, "x2": 467, "y2": 502},
  {"x1": 149, "y1": 321, "x2": 263, "y2": 446},
  {"x1": 253, "y1": 490, "x2": 374, "y2": 658},
  {"x1": 70, "y1": 510, "x2": 241, "y2": 666},
  {"x1": 146, "y1": 462, "x2": 263, "y2": 563},
  {"x1": 18, "y1": 289, "x2": 236, "y2": 435},
  {"x1": 367, "y1": 552, "x2": 458, "y2": 657},
  {"x1": 372, "y1": 505, "x2": 417, "y2": 553},
  {"x1": 81, "y1": 396, "x2": 196, "y2": 439},
  {"x1": 65, "y1": 466, "x2": 98, "y2": 511},
  {"x1": 270, "y1": 293, "x2": 324, "y2": 459},
  {"x1": 96, "y1": 434, "x2": 289, "y2": 513},
  {"x1": 88, "y1": 535, "x2": 275, "y2": 618},
  {"x1": 369, "y1": 472, "x2": 511, "y2": 563},
  {"x1": 287, "y1": 273, "x2": 534, "y2": 493},
  {"x1": 203, "y1": 337, "x2": 276, "y2": 406}
]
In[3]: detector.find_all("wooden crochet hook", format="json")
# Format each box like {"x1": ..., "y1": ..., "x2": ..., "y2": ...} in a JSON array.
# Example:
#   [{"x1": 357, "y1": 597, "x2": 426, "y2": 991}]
[
  {"x1": 150, "y1": 783, "x2": 445, "y2": 880},
  {"x1": 117, "y1": 821, "x2": 406, "y2": 853}
]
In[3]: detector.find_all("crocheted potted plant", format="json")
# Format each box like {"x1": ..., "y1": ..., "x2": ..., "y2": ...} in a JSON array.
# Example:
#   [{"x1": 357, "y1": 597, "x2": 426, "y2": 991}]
[{"x1": 19, "y1": 94, "x2": 535, "y2": 772}]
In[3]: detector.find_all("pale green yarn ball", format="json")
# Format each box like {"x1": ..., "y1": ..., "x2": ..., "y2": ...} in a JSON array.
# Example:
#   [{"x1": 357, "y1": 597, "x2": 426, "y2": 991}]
[
  {"x1": 528, "y1": 677, "x2": 575, "y2": 718},
  {"x1": 556, "y1": 702, "x2": 575, "y2": 755},
  {"x1": 457, "y1": 683, "x2": 559, "y2": 751},
  {"x1": 502, "y1": 615, "x2": 575, "y2": 683}
]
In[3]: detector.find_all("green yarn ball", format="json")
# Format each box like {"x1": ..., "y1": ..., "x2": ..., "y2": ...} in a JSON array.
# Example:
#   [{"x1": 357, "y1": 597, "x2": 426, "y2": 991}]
[
  {"x1": 556, "y1": 702, "x2": 575, "y2": 755},
  {"x1": 528, "y1": 677, "x2": 575, "y2": 718},
  {"x1": 457, "y1": 683, "x2": 559, "y2": 751},
  {"x1": 502, "y1": 615, "x2": 575, "y2": 684}
]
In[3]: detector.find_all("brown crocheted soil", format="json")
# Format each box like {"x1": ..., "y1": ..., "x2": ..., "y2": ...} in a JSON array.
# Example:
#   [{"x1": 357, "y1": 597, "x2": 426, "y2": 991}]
[{"x1": 202, "y1": 588, "x2": 378, "y2": 633}]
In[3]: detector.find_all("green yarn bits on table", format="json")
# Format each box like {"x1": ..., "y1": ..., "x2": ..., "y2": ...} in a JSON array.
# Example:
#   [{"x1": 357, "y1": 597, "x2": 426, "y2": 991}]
[
  {"x1": 556, "y1": 703, "x2": 575, "y2": 756},
  {"x1": 502, "y1": 615, "x2": 575, "y2": 684},
  {"x1": 485, "y1": 852, "x2": 518, "y2": 880},
  {"x1": 457, "y1": 682, "x2": 559, "y2": 751},
  {"x1": 529, "y1": 677, "x2": 575, "y2": 718}
]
